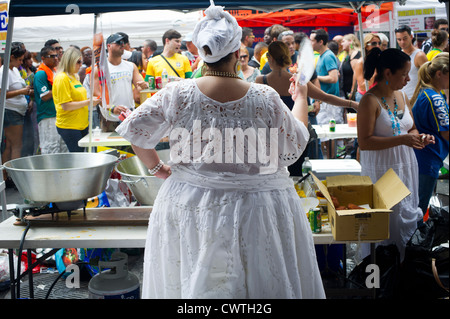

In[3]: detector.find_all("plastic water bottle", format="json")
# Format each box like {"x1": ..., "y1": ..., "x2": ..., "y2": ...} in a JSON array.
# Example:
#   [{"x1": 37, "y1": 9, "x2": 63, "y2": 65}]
[
  {"x1": 93, "y1": 126, "x2": 101, "y2": 137},
  {"x1": 302, "y1": 157, "x2": 312, "y2": 176},
  {"x1": 161, "y1": 68, "x2": 168, "y2": 88}
]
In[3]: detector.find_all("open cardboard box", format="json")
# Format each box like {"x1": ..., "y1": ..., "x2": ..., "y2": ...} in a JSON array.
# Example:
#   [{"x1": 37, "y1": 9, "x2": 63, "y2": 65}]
[{"x1": 311, "y1": 168, "x2": 411, "y2": 241}]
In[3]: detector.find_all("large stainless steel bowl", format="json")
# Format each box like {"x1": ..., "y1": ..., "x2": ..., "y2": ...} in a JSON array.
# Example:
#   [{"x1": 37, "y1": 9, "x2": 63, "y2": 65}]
[
  {"x1": 115, "y1": 151, "x2": 169, "y2": 206},
  {"x1": 2, "y1": 153, "x2": 118, "y2": 203}
]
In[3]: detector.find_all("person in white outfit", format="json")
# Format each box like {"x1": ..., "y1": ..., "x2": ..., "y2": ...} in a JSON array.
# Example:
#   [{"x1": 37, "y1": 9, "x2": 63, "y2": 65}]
[
  {"x1": 357, "y1": 47, "x2": 435, "y2": 262},
  {"x1": 395, "y1": 25, "x2": 428, "y2": 102},
  {"x1": 116, "y1": 0, "x2": 325, "y2": 299}
]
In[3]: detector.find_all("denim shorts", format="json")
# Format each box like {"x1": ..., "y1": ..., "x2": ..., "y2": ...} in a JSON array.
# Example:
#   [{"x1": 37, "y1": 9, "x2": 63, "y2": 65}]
[{"x1": 3, "y1": 109, "x2": 24, "y2": 128}]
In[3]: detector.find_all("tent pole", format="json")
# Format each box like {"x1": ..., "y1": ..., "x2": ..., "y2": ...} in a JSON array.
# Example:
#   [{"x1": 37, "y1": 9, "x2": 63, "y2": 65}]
[
  {"x1": 88, "y1": 13, "x2": 99, "y2": 153},
  {"x1": 0, "y1": 16, "x2": 15, "y2": 219}
]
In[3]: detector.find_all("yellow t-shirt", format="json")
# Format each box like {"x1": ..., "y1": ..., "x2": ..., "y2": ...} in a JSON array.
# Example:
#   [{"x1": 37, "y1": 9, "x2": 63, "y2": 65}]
[
  {"x1": 259, "y1": 51, "x2": 268, "y2": 70},
  {"x1": 146, "y1": 53, "x2": 192, "y2": 78},
  {"x1": 337, "y1": 50, "x2": 348, "y2": 62},
  {"x1": 53, "y1": 72, "x2": 88, "y2": 130},
  {"x1": 426, "y1": 48, "x2": 442, "y2": 61}
]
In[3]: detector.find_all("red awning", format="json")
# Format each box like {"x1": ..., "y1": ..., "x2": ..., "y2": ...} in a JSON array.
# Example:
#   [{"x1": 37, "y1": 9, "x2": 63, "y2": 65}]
[{"x1": 234, "y1": 2, "x2": 394, "y2": 27}]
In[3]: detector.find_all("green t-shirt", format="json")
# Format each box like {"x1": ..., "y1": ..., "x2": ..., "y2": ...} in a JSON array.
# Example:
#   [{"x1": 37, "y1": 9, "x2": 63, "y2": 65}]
[{"x1": 34, "y1": 70, "x2": 56, "y2": 123}]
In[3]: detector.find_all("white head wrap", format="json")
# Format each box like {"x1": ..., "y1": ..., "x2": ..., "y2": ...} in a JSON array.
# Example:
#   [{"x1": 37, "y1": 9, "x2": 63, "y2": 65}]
[{"x1": 192, "y1": 0, "x2": 242, "y2": 63}]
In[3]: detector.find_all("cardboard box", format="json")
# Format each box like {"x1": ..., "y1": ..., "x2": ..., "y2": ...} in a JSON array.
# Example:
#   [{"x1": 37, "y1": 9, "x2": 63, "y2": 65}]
[{"x1": 311, "y1": 168, "x2": 411, "y2": 241}]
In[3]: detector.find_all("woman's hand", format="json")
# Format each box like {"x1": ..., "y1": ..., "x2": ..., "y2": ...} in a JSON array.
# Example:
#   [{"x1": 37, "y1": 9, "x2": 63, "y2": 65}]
[
  {"x1": 289, "y1": 75, "x2": 308, "y2": 101},
  {"x1": 91, "y1": 96, "x2": 102, "y2": 106},
  {"x1": 420, "y1": 133, "x2": 435, "y2": 146},
  {"x1": 154, "y1": 164, "x2": 172, "y2": 180},
  {"x1": 22, "y1": 85, "x2": 33, "y2": 96},
  {"x1": 403, "y1": 132, "x2": 434, "y2": 150}
]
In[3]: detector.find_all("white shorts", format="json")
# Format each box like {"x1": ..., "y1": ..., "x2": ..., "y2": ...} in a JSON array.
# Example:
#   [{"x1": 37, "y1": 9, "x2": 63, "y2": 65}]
[{"x1": 38, "y1": 117, "x2": 68, "y2": 154}]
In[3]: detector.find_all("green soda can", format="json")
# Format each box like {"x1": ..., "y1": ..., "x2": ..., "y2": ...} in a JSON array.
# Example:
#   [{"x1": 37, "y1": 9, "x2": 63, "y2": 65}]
[
  {"x1": 145, "y1": 75, "x2": 155, "y2": 89},
  {"x1": 309, "y1": 208, "x2": 322, "y2": 233},
  {"x1": 329, "y1": 119, "x2": 336, "y2": 132}
]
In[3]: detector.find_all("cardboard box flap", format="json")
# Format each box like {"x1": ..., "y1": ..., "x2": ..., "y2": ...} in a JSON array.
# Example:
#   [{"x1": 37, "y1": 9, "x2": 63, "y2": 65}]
[
  {"x1": 326, "y1": 174, "x2": 372, "y2": 187},
  {"x1": 374, "y1": 168, "x2": 411, "y2": 209},
  {"x1": 311, "y1": 173, "x2": 334, "y2": 208},
  {"x1": 336, "y1": 208, "x2": 392, "y2": 216}
]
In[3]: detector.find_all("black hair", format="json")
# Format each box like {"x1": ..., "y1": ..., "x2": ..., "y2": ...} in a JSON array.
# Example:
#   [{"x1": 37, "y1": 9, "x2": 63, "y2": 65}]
[
  {"x1": 129, "y1": 50, "x2": 143, "y2": 70},
  {"x1": 313, "y1": 29, "x2": 329, "y2": 46},
  {"x1": 40, "y1": 46, "x2": 56, "y2": 58},
  {"x1": 241, "y1": 27, "x2": 253, "y2": 42},
  {"x1": 11, "y1": 42, "x2": 26, "y2": 58},
  {"x1": 395, "y1": 25, "x2": 412, "y2": 35},
  {"x1": 327, "y1": 40, "x2": 339, "y2": 56},
  {"x1": 364, "y1": 48, "x2": 410, "y2": 82},
  {"x1": 44, "y1": 39, "x2": 59, "y2": 47},
  {"x1": 434, "y1": 18, "x2": 448, "y2": 29},
  {"x1": 294, "y1": 32, "x2": 308, "y2": 44}
]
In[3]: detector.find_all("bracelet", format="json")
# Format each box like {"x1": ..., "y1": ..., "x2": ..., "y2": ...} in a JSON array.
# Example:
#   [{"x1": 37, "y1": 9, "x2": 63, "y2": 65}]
[
  {"x1": 148, "y1": 160, "x2": 164, "y2": 175},
  {"x1": 109, "y1": 105, "x2": 116, "y2": 116},
  {"x1": 348, "y1": 100, "x2": 352, "y2": 108}
]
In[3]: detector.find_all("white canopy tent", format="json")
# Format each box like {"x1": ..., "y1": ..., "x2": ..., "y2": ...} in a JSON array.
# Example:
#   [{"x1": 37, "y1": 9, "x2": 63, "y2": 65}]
[{"x1": 11, "y1": 9, "x2": 203, "y2": 51}]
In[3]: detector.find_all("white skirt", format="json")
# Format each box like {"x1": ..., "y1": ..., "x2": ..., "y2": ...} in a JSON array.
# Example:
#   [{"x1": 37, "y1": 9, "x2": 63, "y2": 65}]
[
  {"x1": 360, "y1": 145, "x2": 423, "y2": 261},
  {"x1": 142, "y1": 166, "x2": 326, "y2": 299}
]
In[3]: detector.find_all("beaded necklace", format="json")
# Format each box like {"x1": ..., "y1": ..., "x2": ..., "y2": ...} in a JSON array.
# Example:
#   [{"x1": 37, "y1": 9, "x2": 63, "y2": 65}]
[
  {"x1": 204, "y1": 70, "x2": 241, "y2": 79},
  {"x1": 381, "y1": 97, "x2": 401, "y2": 136}
]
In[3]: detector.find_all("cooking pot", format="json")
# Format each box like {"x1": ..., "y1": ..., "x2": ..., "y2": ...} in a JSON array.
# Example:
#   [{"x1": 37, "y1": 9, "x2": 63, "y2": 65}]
[
  {"x1": 115, "y1": 150, "x2": 169, "y2": 206},
  {"x1": 1, "y1": 153, "x2": 118, "y2": 204}
]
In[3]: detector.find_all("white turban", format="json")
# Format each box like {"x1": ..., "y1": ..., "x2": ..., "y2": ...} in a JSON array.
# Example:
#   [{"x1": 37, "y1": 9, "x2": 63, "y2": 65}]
[{"x1": 192, "y1": 0, "x2": 242, "y2": 63}]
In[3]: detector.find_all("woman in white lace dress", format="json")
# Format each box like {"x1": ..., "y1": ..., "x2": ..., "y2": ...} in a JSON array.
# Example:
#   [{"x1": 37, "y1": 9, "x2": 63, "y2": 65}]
[
  {"x1": 357, "y1": 48, "x2": 435, "y2": 261},
  {"x1": 116, "y1": 1, "x2": 325, "y2": 299}
]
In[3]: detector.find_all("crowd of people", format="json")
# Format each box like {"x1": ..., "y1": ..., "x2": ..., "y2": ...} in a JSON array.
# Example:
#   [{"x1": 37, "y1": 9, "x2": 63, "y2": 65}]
[{"x1": 0, "y1": 1, "x2": 448, "y2": 298}]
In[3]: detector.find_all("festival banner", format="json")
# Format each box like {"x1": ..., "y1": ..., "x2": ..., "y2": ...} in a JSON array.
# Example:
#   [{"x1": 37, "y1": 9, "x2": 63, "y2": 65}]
[
  {"x1": 0, "y1": 1, "x2": 8, "y2": 53},
  {"x1": 397, "y1": 7, "x2": 436, "y2": 32}
]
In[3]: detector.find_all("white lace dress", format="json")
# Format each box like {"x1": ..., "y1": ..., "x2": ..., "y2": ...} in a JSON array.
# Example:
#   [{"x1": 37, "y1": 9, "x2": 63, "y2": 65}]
[
  {"x1": 359, "y1": 93, "x2": 423, "y2": 261},
  {"x1": 116, "y1": 80, "x2": 325, "y2": 299}
]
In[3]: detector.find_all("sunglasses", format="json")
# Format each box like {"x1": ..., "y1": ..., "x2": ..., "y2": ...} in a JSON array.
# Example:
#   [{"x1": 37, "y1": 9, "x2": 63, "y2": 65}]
[
  {"x1": 240, "y1": 55, "x2": 248, "y2": 59},
  {"x1": 45, "y1": 54, "x2": 58, "y2": 59},
  {"x1": 113, "y1": 40, "x2": 125, "y2": 46},
  {"x1": 439, "y1": 27, "x2": 449, "y2": 32},
  {"x1": 395, "y1": 26, "x2": 412, "y2": 34},
  {"x1": 369, "y1": 41, "x2": 381, "y2": 46},
  {"x1": 279, "y1": 30, "x2": 294, "y2": 38},
  {"x1": 53, "y1": 46, "x2": 63, "y2": 51}
]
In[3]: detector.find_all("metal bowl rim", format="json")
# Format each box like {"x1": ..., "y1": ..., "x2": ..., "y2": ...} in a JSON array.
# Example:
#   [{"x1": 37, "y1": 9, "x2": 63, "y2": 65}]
[{"x1": 3, "y1": 153, "x2": 118, "y2": 173}]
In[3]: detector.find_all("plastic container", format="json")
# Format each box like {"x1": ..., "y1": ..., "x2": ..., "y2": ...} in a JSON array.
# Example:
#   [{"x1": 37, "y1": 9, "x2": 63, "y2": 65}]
[
  {"x1": 88, "y1": 252, "x2": 140, "y2": 299},
  {"x1": 93, "y1": 126, "x2": 101, "y2": 137},
  {"x1": 302, "y1": 157, "x2": 312, "y2": 175},
  {"x1": 347, "y1": 113, "x2": 357, "y2": 127},
  {"x1": 161, "y1": 68, "x2": 168, "y2": 88}
]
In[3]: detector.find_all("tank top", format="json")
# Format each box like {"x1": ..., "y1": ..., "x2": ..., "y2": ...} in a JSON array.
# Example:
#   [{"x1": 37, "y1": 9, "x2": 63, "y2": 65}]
[
  {"x1": 401, "y1": 49, "x2": 420, "y2": 100},
  {"x1": 108, "y1": 60, "x2": 135, "y2": 110},
  {"x1": 341, "y1": 51, "x2": 361, "y2": 96}
]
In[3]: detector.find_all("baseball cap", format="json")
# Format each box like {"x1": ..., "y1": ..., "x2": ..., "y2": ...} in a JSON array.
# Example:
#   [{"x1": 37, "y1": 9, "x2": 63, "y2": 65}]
[
  {"x1": 184, "y1": 32, "x2": 193, "y2": 42},
  {"x1": 107, "y1": 33, "x2": 125, "y2": 45}
]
